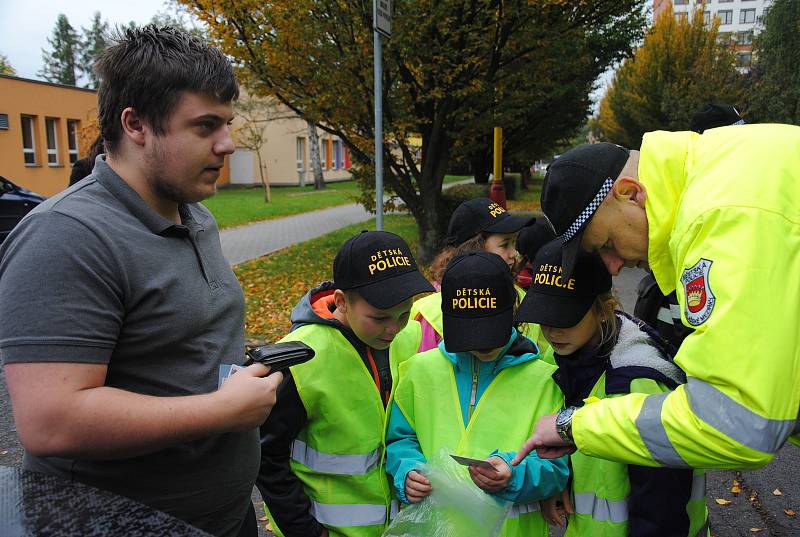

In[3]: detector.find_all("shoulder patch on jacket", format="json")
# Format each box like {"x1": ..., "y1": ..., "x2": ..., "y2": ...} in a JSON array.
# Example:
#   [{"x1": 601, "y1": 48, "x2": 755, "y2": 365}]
[{"x1": 681, "y1": 258, "x2": 715, "y2": 326}]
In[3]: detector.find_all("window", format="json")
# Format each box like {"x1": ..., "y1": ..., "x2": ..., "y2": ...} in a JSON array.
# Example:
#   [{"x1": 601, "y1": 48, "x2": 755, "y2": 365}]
[
  {"x1": 717, "y1": 32, "x2": 732, "y2": 45},
  {"x1": 45, "y1": 118, "x2": 59, "y2": 166},
  {"x1": 703, "y1": 11, "x2": 711, "y2": 25},
  {"x1": 718, "y1": 0, "x2": 733, "y2": 3},
  {"x1": 674, "y1": 0, "x2": 688, "y2": 5},
  {"x1": 740, "y1": 9, "x2": 756, "y2": 23},
  {"x1": 320, "y1": 139, "x2": 329, "y2": 170},
  {"x1": 737, "y1": 52, "x2": 752, "y2": 67},
  {"x1": 332, "y1": 140, "x2": 343, "y2": 170},
  {"x1": 296, "y1": 137, "x2": 306, "y2": 172},
  {"x1": 21, "y1": 115, "x2": 36, "y2": 165},
  {"x1": 67, "y1": 119, "x2": 79, "y2": 164},
  {"x1": 0, "y1": 114, "x2": 8, "y2": 130},
  {"x1": 737, "y1": 31, "x2": 753, "y2": 45},
  {"x1": 718, "y1": 10, "x2": 733, "y2": 24},
  {"x1": 675, "y1": 12, "x2": 688, "y2": 22}
]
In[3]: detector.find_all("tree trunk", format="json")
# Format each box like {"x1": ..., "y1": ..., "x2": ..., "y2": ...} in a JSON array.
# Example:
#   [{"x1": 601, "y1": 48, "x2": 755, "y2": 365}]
[
  {"x1": 256, "y1": 151, "x2": 271, "y2": 202},
  {"x1": 472, "y1": 153, "x2": 490, "y2": 184},
  {"x1": 307, "y1": 121, "x2": 325, "y2": 190},
  {"x1": 520, "y1": 164, "x2": 530, "y2": 191}
]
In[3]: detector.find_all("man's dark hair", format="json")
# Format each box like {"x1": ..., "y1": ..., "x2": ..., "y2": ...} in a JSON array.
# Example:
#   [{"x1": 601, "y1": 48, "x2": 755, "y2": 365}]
[{"x1": 95, "y1": 25, "x2": 239, "y2": 154}]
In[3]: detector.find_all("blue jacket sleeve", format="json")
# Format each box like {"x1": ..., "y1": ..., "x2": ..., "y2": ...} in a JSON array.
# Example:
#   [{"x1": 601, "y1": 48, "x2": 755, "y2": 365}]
[
  {"x1": 385, "y1": 401, "x2": 427, "y2": 504},
  {"x1": 489, "y1": 450, "x2": 569, "y2": 504}
]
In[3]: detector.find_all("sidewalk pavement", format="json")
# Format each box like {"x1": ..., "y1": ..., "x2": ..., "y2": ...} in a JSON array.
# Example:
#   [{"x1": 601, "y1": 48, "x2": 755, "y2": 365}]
[{"x1": 220, "y1": 179, "x2": 475, "y2": 266}]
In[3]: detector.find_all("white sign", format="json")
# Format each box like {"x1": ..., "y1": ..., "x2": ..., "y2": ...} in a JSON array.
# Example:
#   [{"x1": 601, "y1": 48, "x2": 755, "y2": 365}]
[{"x1": 374, "y1": 0, "x2": 392, "y2": 38}]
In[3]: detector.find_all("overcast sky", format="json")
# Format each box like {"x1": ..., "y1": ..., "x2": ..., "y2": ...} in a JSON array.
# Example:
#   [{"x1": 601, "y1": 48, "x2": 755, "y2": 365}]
[{"x1": 0, "y1": 0, "x2": 171, "y2": 81}]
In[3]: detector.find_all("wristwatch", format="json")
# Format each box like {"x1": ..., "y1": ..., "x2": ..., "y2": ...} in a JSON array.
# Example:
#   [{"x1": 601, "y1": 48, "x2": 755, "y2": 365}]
[{"x1": 555, "y1": 406, "x2": 577, "y2": 444}]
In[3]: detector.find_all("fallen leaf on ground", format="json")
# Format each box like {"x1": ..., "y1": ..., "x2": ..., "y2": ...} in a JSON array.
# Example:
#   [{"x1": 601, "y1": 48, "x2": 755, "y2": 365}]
[
  {"x1": 0, "y1": 450, "x2": 8, "y2": 455},
  {"x1": 731, "y1": 482, "x2": 741, "y2": 495},
  {"x1": 784, "y1": 509, "x2": 796, "y2": 517},
  {"x1": 715, "y1": 498, "x2": 733, "y2": 506},
  {"x1": 750, "y1": 528, "x2": 763, "y2": 533},
  {"x1": 259, "y1": 515, "x2": 268, "y2": 521},
  {"x1": 773, "y1": 488, "x2": 782, "y2": 496}
]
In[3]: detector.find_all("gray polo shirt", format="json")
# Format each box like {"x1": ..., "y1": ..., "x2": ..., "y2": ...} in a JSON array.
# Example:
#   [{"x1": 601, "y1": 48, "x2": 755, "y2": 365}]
[{"x1": 0, "y1": 157, "x2": 258, "y2": 537}]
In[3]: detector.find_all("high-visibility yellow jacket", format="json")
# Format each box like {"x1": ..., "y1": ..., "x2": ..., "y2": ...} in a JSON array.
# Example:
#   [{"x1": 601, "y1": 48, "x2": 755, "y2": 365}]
[
  {"x1": 572, "y1": 125, "x2": 800, "y2": 469},
  {"x1": 268, "y1": 321, "x2": 421, "y2": 537}
]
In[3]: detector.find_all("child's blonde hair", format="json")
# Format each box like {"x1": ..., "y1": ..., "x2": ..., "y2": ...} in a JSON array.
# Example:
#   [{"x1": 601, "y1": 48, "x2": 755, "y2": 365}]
[{"x1": 590, "y1": 291, "x2": 621, "y2": 349}]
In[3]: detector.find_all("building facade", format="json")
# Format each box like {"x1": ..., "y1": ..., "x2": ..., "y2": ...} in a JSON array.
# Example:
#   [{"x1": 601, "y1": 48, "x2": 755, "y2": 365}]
[
  {"x1": 0, "y1": 75, "x2": 99, "y2": 197},
  {"x1": 653, "y1": 0, "x2": 772, "y2": 69}
]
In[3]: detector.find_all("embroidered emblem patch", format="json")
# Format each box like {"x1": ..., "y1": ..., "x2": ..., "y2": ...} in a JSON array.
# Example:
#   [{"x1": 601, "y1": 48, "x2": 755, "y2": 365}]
[{"x1": 681, "y1": 258, "x2": 715, "y2": 326}]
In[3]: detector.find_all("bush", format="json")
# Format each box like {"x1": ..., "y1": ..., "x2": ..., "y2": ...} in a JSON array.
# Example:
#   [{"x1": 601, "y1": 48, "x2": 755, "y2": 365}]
[{"x1": 439, "y1": 183, "x2": 489, "y2": 232}]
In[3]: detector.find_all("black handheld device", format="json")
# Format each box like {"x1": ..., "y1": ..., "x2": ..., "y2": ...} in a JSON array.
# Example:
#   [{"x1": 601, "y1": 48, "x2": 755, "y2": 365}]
[{"x1": 244, "y1": 341, "x2": 315, "y2": 373}]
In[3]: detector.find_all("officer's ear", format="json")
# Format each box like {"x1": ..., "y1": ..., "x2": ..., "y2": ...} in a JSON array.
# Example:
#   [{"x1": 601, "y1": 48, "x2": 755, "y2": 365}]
[{"x1": 612, "y1": 177, "x2": 647, "y2": 208}]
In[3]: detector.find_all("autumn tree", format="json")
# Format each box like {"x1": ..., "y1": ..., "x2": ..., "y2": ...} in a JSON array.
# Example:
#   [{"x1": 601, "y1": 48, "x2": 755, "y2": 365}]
[
  {"x1": 0, "y1": 53, "x2": 15, "y2": 76},
  {"x1": 746, "y1": 0, "x2": 800, "y2": 125},
  {"x1": 234, "y1": 93, "x2": 294, "y2": 202},
  {"x1": 39, "y1": 14, "x2": 80, "y2": 86},
  {"x1": 183, "y1": 0, "x2": 646, "y2": 261},
  {"x1": 596, "y1": 2, "x2": 744, "y2": 148}
]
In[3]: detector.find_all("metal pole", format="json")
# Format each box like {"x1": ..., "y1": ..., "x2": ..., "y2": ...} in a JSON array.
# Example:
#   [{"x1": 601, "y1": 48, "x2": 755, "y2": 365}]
[
  {"x1": 490, "y1": 126, "x2": 507, "y2": 208},
  {"x1": 374, "y1": 30, "x2": 384, "y2": 231}
]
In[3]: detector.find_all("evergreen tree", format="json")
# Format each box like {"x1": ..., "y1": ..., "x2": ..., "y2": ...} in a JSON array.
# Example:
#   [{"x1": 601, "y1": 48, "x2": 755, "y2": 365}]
[
  {"x1": 39, "y1": 14, "x2": 79, "y2": 85},
  {"x1": 746, "y1": 0, "x2": 800, "y2": 124},
  {"x1": 80, "y1": 12, "x2": 108, "y2": 88},
  {"x1": 0, "y1": 52, "x2": 15, "y2": 76}
]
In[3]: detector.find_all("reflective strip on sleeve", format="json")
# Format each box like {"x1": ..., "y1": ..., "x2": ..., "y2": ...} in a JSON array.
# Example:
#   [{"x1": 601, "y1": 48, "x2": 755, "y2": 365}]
[
  {"x1": 690, "y1": 473, "x2": 706, "y2": 501},
  {"x1": 291, "y1": 439, "x2": 381, "y2": 475},
  {"x1": 657, "y1": 306, "x2": 673, "y2": 324},
  {"x1": 310, "y1": 501, "x2": 387, "y2": 527},
  {"x1": 635, "y1": 392, "x2": 691, "y2": 468},
  {"x1": 508, "y1": 502, "x2": 540, "y2": 518},
  {"x1": 573, "y1": 492, "x2": 628, "y2": 523},
  {"x1": 389, "y1": 499, "x2": 399, "y2": 520},
  {"x1": 685, "y1": 378, "x2": 795, "y2": 453},
  {"x1": 669, "y1": 303, "x2": 682, "y2": 320}
]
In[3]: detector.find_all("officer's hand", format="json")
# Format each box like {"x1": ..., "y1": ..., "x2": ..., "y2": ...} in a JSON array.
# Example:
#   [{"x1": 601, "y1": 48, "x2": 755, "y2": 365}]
[
  {"x1": 405, "y1": 470, "x2": 432, "y2": 503},
  {"x1": 216, "y1": 363, "x2": 283, "y2": 431},
  {"x1": 511, "y1": 413, "x2": 576, "y2": 466},
  {"x1": 469, "y1": 456, "x2": 512, "y2": 493}
]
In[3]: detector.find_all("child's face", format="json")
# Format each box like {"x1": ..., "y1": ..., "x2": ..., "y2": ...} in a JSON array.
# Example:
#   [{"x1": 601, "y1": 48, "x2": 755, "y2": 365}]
[
  {"x1": 541, "y1": 308, "x2": 600, "y2": 356},
  {"x1": 483, "y1": 233, "x2": 518, "y2": 271},
  {"x1": 340, "y1": 293, "x2": 413, "y2": 350}
]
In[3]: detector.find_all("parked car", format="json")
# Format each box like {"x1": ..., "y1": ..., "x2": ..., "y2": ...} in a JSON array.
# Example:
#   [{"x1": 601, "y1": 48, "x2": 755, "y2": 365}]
[{"x1": 0, "y1": 176, "x2": 46, "y2": 244}]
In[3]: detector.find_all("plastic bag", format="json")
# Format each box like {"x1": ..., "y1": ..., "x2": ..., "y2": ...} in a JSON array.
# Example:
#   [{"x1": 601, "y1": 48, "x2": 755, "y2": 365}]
[{"x1": 382, "y1": 448, "x2": 510, "y2": 537}]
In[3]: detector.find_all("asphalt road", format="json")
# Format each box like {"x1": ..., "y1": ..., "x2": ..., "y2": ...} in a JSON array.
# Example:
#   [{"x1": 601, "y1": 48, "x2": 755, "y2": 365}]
[{"x1": 1, "y1": 267, "x2": 797, "y2": 536}]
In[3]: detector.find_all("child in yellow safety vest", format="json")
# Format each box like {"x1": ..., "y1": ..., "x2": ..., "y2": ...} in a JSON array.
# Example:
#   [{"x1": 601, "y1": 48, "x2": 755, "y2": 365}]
[
  {"x1": 411, "y1": 197, "x2": 550, "y2": 354},
  {"x1": 514, "y1": 239, "x2": 709, "y2": 536},
  {"x1": 257, "y1": 231, "x2": 434, "y2": 537},
  {"x1": 386, "y1": 251, "x2": 569, "y2": 537}
]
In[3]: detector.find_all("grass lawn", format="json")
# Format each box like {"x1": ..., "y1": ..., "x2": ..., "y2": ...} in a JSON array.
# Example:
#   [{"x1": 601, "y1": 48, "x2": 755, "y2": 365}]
[
  {"x1": 507, "y1": 173, "x2": 544, "y2": 212},
  {"x1": 204, "y1": 175, "x2": 473, "y2": 230},
  {"x1": 235, "y1": 215, "x2": 420, "y2": 342}
]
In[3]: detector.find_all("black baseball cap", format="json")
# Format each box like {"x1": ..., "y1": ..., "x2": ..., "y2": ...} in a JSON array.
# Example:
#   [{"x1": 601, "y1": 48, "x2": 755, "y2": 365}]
[
  {"x1": 516, "y1": 218, "x2": 556, "y2": 262},
  {"x1": 446, "y1": 197, "x2": 533, "y2": 246},
  {"x1": 333, "y1": 231, "x2": 434, "y2": 309},
  {"x1": 541, "y1": 142, "x2": 630, "y2": 279},
  {"x1": 690, "y1": 102, "x2": 745, "y2": 134},
  {"x1": 441, "y1": 252, "x2": 516, "y2": 353},
  {"x1": 515, "y1": 238, "x2": 611, "y2": 328}
]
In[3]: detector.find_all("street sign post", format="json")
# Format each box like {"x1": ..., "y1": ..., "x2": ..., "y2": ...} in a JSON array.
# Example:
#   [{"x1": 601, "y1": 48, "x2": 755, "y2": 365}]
[{"x1": 373, "y1": 0, "x2": 391, "y2": 230}]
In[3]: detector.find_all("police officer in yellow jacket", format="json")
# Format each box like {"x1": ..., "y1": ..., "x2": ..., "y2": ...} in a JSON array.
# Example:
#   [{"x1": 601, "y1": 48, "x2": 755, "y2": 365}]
[
  {"x1": 512, "y1": 125, "x2": 800, "y2": 471},
  {"x1": 257, "y1": 231, "x2": 433, "y2": 537}
]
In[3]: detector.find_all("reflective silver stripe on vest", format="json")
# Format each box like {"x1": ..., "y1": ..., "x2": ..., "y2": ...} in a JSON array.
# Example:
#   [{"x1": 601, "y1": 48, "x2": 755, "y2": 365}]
[
  {"x1": 389, "y1": 499, "x2": 399, "y2": 521},
  {"x1": 508, "y1": 502, "x2": 540, "y2": 518},
  {"x1": 686, "y1": 378, "x2": 795, "y2": 453},
  {"x1": 690, "y1": 473, "x2": 706, "y2": 501},
  {"x1": 573, "y1": 492, "x2": 628, "y2": 523},
  {"x1": 635, "y1": 392, "x2": 691, "y2": 468},
  {"x1": 310, "y1": 501, "x2": 387, "y2": 527},
  {"x1": 657, "y1": 306, "x2": 672, "y2": 324},
  {"x1": 291, "y1": 439, "x2": 380, "y2": 475}
]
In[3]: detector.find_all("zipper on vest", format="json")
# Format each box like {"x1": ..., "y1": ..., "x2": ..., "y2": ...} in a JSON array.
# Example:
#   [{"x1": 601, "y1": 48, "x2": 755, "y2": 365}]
[{"x1": 468, "y1": 357, "x2": 479, "y2": 421}]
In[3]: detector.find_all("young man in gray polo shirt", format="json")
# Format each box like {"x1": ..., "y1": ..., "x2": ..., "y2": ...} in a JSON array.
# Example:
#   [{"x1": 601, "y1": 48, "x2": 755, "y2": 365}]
[{"x1": 0, "y1": 26, "x2": 282, "y2": 537}]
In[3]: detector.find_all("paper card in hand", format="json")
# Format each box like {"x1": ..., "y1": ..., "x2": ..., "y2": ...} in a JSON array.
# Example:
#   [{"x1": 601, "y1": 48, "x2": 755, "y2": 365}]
[{"x1": 450, "y1": 454, "x2": 495, "y2": 470}]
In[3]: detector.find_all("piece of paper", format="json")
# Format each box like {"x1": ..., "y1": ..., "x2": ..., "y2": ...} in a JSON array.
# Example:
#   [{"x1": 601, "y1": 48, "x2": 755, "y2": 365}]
[{"x1": 450, "y1": 454, "x2": 495, "y2": 469}]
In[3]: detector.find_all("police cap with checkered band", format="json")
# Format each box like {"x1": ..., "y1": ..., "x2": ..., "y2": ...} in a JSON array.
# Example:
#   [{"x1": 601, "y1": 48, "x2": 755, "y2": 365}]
[{"x1": 541, "y1": 142, "x2": 630, "y2": 279}]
